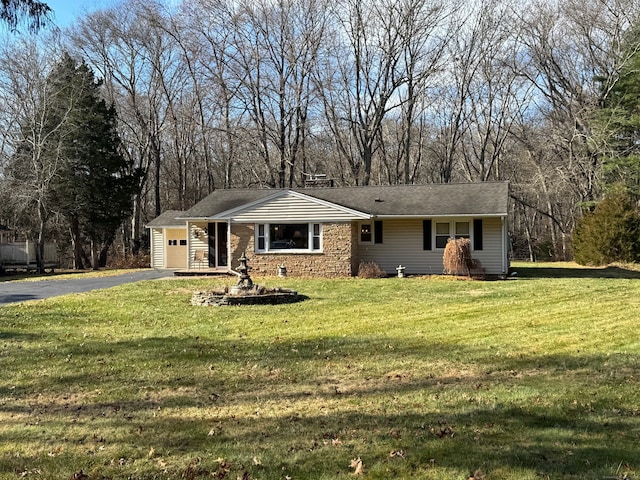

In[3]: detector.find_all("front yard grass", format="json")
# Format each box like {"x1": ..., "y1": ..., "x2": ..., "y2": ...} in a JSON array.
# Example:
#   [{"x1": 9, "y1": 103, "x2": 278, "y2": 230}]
[
  {"x1": 0, "y1": 268, "x2": 148, "y2": 283},
  {"x1": 1, "y1": 262, "x2": 639, "y2": 479}
]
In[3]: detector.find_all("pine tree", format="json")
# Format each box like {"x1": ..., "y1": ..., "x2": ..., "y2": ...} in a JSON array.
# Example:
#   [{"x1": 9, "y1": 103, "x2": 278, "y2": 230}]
[
  {"x1": 594, "y1": 28, "x2": 640, "y2": 195},
  {"x1": 46, "y1": 53, "x2": 140, "y2": 269}
]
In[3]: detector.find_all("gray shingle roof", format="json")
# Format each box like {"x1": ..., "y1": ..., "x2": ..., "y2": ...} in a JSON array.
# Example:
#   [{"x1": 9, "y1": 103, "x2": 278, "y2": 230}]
[
  {"x1": 182, "y1": 189, "x2": 276, "y2": 218},
  {"x1": 151, "y1": 182, "x2": 508, "y2": 223},
  {"x1": 145, "y1": 210, "x2": 188, "y2": 227},
  {"x1": 301, "y1": 182, "x2": 509, "y2": 217}
]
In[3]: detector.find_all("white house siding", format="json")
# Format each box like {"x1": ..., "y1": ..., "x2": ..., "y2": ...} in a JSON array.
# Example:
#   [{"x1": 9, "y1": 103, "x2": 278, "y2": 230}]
[
  {"x1": 151, "y1": 228, "x2": 164, "y2": 268},
  {"x1": 357, "y1": 217, "x2": 506, "y2": 276},
  {"x1": 358, "y1": 219, "x2": 437, "y2": 275},
  {"x1": 187, "y1": 221, "x2": 209, "y2": 269},
  {"x1": 229, "y1": 192, "x2": 365, "y2": 223},
  {"x1": 471, "y1": 217, "x2": 507, "y2": 275}
]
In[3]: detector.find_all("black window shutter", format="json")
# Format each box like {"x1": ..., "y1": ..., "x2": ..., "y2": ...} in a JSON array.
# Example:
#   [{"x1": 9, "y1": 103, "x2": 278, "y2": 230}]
[
  {"x1": 374, "y1": 220, "x2": 383, "y2": 244},
  {"x1": 423, "y1": 220, "x2": 432, "y2": 250},
  {"x1": 474, "y1": 219, "x2": 483, "y2": 250}
]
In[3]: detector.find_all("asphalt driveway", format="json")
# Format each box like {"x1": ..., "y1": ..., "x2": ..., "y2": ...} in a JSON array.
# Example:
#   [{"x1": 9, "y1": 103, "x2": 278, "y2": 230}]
[{"x1": 0, "y1": 269, "x2": 175, "y2": 306}]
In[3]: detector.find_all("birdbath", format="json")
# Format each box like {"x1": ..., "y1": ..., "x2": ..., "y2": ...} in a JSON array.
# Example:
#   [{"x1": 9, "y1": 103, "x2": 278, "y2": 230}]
[
  {"x1": 232, "y1": 252, "x2": 254, "y2": 294},
  {"x1": 192, "y1": 253, "x2": 301, "y2": 306}
]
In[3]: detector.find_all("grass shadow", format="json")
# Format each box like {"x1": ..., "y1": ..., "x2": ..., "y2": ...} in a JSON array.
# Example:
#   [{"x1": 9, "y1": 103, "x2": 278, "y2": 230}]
[
  {"x1": 0, "y1": 293, "x2": 41, "y2": 304},
  {"x1": 2, "y1": 335, "x2": 636, "y2": 479}
]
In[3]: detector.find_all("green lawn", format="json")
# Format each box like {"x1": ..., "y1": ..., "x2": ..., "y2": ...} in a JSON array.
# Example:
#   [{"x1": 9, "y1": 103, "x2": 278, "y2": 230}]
[
  {"x1": 1, "y1": 262, "x2": 639, "y2": 479},
  {"x1": 0, "y1": 268, "x2": 148, "y2": 283}
]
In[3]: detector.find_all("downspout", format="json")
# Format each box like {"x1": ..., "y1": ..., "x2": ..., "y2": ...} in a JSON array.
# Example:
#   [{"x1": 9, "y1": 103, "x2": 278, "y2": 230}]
[{"x1": 149, "y1": 228, "x2": 154, "y2": 268}]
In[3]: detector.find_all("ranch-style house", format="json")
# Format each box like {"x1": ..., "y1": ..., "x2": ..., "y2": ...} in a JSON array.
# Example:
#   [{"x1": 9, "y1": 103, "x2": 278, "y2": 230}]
[{"x1": 146, "y1": 182, "x2": 510, "y2": 277}]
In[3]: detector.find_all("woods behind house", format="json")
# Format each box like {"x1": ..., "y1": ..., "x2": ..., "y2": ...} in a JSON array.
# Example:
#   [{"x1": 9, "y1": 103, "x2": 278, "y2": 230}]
[{"x1": 2, "y1": 0, "x2": 640, "y2": 268}]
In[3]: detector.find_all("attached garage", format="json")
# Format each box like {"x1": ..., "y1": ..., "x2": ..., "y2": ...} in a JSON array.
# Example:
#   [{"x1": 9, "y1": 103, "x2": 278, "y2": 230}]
[
  {"x1": 165, "y1": 228, "x2": 188, "y2": 268},
  {"x1": 146, "y1": 210, "x2": 188, "y2": 269}
]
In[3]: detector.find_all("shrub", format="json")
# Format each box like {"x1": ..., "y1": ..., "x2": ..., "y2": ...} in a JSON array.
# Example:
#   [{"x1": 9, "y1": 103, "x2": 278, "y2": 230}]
[
  {"x1": 573, "y1": 188, "x2": 640, "y2": 266},
  {"x1": 107, "y1": 253, "x2": 151, "y2": 269},
  {"x1": 443, "y1": 238, "x2": 478, "y2": 276},
  {"x1": 357, "y1": 261, "x2": 386, "y2": 278}
]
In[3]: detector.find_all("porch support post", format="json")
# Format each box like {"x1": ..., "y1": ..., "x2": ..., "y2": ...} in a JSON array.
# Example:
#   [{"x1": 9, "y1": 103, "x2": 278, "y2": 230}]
[
  {"x1": 186, "y1": 222, "x2": 192, "y2": 270},
  {"x1": 227, "y1": 220, "x2": 232, "y2": 271}
]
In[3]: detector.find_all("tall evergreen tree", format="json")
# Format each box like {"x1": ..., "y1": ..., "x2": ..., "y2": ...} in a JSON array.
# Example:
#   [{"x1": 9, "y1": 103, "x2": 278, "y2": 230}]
[
  {"x1": 46, "y1": 53, "x2": 140, "y2": 269},
  {"x1": 594, "y1": 27, "x2": 640, "y2": 195}
]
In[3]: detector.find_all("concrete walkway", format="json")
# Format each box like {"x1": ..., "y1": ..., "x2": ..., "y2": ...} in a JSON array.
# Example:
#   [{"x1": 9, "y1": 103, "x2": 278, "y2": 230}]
[{"x1": 0, "y1": 269, "x2": 175, "y2": 306}]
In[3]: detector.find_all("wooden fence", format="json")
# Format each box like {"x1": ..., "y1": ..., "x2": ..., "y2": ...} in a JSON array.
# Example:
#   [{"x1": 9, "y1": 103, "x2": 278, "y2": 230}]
[{"x1": 0, "y1": 242, "x2": 58, "y2": 265}]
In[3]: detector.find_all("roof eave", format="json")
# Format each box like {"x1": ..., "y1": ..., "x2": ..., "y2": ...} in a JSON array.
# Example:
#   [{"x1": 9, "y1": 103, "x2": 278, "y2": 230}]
[{"x1": 374, "y1": 213, "x2": 508, "y2": 219}]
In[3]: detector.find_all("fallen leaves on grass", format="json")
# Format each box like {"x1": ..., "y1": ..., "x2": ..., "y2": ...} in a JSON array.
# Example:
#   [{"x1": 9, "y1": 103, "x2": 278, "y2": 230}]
[
  {"x1": 389, "y1": 450, "x2": 405, "y2": 458},
  {"x1": 212, "y1": 458, "x2": 233, "y2": 479},
  {"x1": 68, "y1": 471, "x2": 89, "y2": 480},
  {"x1": 48, "y1": 446, "x2": 63, "y2": 456},
  {"x1": 350, "y1": 457, "x2": 365, "y2": 475},
  {"x1": 182, "y1": 457, "x2": 208, "y2": 480},
  {"x1": 430, "y1": 420, "x2": 455, "y2": 438}
]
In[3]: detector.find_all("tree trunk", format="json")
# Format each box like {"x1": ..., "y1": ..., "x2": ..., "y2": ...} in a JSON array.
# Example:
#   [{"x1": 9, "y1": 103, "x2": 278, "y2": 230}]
[
  {"x1": 36, "y1": 199, "x2": 47, "y2": 274},
  {"x1": 131, "y1": 192, "x2": 142, "y2": 255},
  {"x1": 90, "y1": 239, "x2": 99, "y2": 270},
  {"x1": 69, "y1": 217, "x2": 84, "y2": 270},
  {"x1": 99, "y1": 241, "x2": 111, "y2": 268}
]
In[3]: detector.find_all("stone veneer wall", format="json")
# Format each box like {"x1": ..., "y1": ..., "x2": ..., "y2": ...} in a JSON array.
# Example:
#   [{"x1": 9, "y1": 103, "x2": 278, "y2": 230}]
[{"x1": 229, "y1": 223, "x2": 353, "y2": 277}]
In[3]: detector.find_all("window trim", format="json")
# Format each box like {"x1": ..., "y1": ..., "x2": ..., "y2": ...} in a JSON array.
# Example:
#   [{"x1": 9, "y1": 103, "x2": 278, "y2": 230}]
[
  {"x1": 255, "y1": 222, "x2": 322, "y2": 253},
  {"x1": 432, "y1": 219, "x2": 476, "y2": 250},
  {"x1": 359, "y1": 221, "x2": 383, "y2": 245}
]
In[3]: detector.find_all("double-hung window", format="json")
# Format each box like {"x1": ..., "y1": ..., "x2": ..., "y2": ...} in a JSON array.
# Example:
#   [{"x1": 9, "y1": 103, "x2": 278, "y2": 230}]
[
  {"x1": 434, "y1": 221, "x2": 471, "y2": 249},
  {"x1": 255, "y1": 223, "x2": 322, "y2": 252},
  {"x1": 426, "y1": 219, "x2": 482, "y2": 251},
  {"x1": 435, "y1": 222, "x2": 450, "y2": 248},
  {"x1": 455, "y1": 221, "x2": 470, "y2": 239}
]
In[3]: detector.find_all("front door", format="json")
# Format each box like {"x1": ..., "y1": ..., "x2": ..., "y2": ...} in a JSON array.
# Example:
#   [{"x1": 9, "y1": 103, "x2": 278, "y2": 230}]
[{"x1": 208, "y1": 223, "x2": 228, "y2": 268}]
